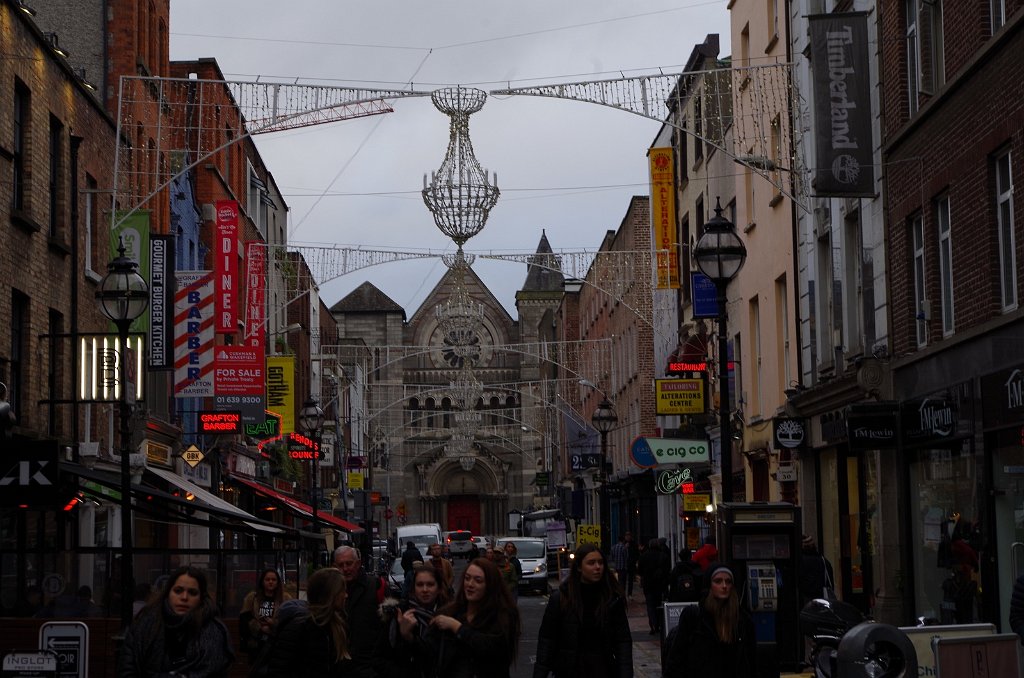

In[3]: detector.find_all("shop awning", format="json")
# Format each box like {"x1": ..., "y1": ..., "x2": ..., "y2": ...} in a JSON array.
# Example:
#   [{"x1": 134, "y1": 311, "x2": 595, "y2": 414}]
[
  {"x1": 148, "y1": 467, "x2": 283, "y2": 534},
  {"x1": 229, "y1": 475, "x2": 364, "y2": 534},
  {"x1": 61, "y1": 461, "x2": 294, "y2": 537}
]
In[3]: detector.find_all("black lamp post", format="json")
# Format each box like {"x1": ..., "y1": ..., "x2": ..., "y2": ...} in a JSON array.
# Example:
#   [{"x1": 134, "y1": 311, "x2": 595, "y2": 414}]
[
  {"x1": 590, "y1": 398, "x2": 617, "y2": 554},
  {"x1": 95, "y1": 237, "x2": 149, "y2": 630},
  {"x1": 693, "y1": 198, "x2": 747, "y2": 503},
  {"x1": 299, "y1": 397, "x2": 325, "y2": 537}
]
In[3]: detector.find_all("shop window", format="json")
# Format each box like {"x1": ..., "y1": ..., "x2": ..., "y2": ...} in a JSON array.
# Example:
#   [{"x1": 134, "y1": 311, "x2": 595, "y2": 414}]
[{"x1": 908, "y1": 443, "x2": 981, "y2": 624}]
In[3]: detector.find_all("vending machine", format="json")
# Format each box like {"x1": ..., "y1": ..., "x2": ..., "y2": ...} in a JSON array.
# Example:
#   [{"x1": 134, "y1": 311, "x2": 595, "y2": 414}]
[{"x1": 717, "y1": 502, "x2": 802, "y2": 677}]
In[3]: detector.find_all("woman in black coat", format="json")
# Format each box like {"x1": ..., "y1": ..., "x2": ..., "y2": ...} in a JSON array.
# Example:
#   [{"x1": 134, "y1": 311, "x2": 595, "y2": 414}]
[
  {"x1": 429, "y1": 557, "x2": 521, "y2": 678},
  {"x1": 261, "y1": 567, "x2": 351, "y2": 678},
  {"x1": 533, "y1": 543, "x2": 633, "y2": 678},
  {"x1": 118, "y1": 565, "x2": 234, "y2": 677},
  {"x1": 665, "y1": 563, "x2": 757, "y2": 678}
]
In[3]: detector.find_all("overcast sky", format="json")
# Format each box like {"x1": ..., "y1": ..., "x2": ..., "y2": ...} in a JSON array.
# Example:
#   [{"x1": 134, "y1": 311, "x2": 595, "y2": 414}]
[{"x1": 169, "y1": 1, "x2": 731, "y2": 316}]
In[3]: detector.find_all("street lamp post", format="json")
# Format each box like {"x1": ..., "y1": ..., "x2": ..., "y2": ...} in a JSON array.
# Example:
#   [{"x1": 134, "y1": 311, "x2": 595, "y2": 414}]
[
  {"x1": 299, "y1": 397, "x2": 325, "y2": 537},
  {"x1": 693, "y1": 198, "x2": 747, "y2": 503},
  {"x1": 95, "y1": 237, "x2": 149, "y2": 630},
  {"x1": 591, "y1": 398, "x2": 618, "y2": 554}
]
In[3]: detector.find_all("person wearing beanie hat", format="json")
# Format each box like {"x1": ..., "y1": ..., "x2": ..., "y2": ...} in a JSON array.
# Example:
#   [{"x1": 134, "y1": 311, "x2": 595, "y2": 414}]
[{"x1": 664, "y1": 561, "x2": 756, "y2": 677}]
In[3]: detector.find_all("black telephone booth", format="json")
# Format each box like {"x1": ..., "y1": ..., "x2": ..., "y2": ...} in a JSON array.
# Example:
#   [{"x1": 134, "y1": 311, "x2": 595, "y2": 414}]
[{"x1": 717, "y1": 502, "x2": 802, "y2": 677}]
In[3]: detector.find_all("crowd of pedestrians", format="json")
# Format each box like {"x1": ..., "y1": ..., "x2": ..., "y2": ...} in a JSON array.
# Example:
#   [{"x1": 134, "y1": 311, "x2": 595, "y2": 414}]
[{"x1": 116, "y1": 531, "x2": 820, "y2": 678}]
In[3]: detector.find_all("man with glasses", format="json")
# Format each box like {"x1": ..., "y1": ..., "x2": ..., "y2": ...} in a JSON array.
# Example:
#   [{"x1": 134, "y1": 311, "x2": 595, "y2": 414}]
[{"x1": 333, "y1": 545, "x2": 383, "y2": 678}]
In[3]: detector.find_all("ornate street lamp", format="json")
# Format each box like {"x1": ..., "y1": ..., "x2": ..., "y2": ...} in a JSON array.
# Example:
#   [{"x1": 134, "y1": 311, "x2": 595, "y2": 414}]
[
  {"x1": 95, "y1": 237, "x2": 149, "y2": 630},
  {"x1": 299, "y1": 397, "x2": 325, "y2": 536},
  {"x1": 590, "y1": 398, "x2": 617, "y2": 554},
  {"x1": 693, "y1": 198, "x2": 747, "y2": 503}
]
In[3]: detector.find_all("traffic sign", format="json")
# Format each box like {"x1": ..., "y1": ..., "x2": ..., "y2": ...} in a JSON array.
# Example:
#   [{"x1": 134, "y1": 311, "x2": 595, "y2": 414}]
[
  {"x1": 384, "y1": 508, "x2": 394, "y2": 520},
  {"x1": 38, "y1": 622, "x2": 88, "y2": 678},
  {"x1": 181, "y1": 444, "x2": 205, "y2": 468}
]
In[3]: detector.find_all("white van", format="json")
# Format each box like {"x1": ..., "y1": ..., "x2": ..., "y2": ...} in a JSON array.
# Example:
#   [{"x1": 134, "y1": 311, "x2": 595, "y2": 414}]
[{"x1": 396, "y1": 523, "x2": 443, "y2": 557}]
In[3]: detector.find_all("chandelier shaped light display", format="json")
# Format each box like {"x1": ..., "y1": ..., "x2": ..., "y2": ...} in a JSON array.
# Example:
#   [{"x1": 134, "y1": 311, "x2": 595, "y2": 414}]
[
  {"x1": 422, "y1": 87, "x2": 499, "y2": 247},
  {"x1": 435, "y1": 249, "x2": 485, "y2": 365}
]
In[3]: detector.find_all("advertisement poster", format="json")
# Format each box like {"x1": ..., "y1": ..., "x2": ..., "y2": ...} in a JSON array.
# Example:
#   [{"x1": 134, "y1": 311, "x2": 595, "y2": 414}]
[
  {"x1": 266, "y1": 355, "x2": 295, "y2": 434},
  {"x1": 214, "y1": 200, "x2": 239, "y2": 334},
  {"x1": 649, "y1": 147, "x2": 679, "y2": 289},
  {"x1": 173, "y1": 271, "x2": 215, "y2": 397}
]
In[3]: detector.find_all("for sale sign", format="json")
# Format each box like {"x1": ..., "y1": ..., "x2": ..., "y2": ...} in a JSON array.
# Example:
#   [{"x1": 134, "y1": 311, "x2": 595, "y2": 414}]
[{"x1": 215, "y1": 346, "x2": 264, "y2": 396}]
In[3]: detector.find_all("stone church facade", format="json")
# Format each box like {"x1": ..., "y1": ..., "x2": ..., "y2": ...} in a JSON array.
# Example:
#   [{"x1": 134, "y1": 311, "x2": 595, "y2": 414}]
[{"x1": 330, "y1": 235, "x2": 562, "y2": 536}]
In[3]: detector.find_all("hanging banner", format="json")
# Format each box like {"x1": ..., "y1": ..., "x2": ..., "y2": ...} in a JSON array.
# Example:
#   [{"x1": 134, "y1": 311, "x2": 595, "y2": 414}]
[
  {"x1": 214, "y1": 200, "x2": 239, "y2": 334},
  {"x1": 173, "y1": 271, "x2": 215, "y2": 397},
  {"x1": 649, "y1": 147, "x2": 679, "y2": 289},
  {"x1": 148, "y1": 235, "x2": 174, "y2": 369},
  {"x1": 244, "y1": 241, "x2": 266, "y2": 350},
  {"x1": 809, "y1": 13, "x2": 875, "y2": 196},
  {"x1": 111, "y1": 210, "x2": 150, "y2": 334},
  {"x1": 266, "y1": 355, "x2": 295, "y2": 435}
]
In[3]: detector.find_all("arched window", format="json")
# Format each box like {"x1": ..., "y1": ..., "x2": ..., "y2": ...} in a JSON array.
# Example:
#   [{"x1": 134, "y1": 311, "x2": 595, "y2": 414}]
[
  {"x1": 409, "y1": 398, "x2": 420, "y2": 429},
  {"x1": 441, "y1": 397, "x2": 452, "y2": 428},
  {"x1": 425, "y1": 398, "x2": 436, "y2": 428}
]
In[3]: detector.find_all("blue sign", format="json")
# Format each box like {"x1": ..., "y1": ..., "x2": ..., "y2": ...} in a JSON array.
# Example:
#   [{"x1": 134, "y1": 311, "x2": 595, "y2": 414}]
[{"x1": 691, "y1": 273, "x2": 720, "y2": 318}]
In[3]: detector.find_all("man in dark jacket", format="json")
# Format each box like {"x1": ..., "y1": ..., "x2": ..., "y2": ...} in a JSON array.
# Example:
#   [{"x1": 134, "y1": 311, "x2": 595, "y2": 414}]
[
  {"x1": 638, "y1": 538, "x2": 670, "y2": 634},
  {"x1": 334, "y1": 545, "x2": 384, "y2": 678}
]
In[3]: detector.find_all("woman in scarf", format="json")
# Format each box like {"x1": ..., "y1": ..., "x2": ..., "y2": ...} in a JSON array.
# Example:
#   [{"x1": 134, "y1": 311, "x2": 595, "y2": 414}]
[
  {"x1": 118, "y1": 565, "x2": 234, "y2": 677},
  {"x1": 377, "y1": 563, "x2": 452, "y2": 678},
  {"x1": 239, "y1": 568, "x2": 291, "y2": 663},
  {"x1": 533, "y1": 543, "x2": 633, "y2": 678}
]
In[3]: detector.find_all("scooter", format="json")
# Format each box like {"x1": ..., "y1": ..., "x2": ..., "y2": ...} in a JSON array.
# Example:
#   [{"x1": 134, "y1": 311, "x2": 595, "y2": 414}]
[{"x1": 800, "y1": 597, "x2": 866, "y2": 677}]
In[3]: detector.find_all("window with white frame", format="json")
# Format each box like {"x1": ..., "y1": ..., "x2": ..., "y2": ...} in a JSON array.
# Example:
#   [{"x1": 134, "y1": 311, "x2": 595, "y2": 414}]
[
  {"x1": 992, "y1": 0, "x2": 1006, "y2": 33},
  {"x1": 247, "y1": 162, "x2": 267, "y2": 239},
  {"x1": 906, "y1": 0, "x2": 920, "y2": 114},
  {"x1": 936, "y1": 195, "x2": 954, "y2": 334},
  {"x1": 907, "y1": 0, "x2": 944, "y2": 103},
  {"x1": 995, "y1": 149, "x2": 1016, "y2": 311},
  {"x1": 911, "y1": 214, "x2": 928, "y2": 347}
]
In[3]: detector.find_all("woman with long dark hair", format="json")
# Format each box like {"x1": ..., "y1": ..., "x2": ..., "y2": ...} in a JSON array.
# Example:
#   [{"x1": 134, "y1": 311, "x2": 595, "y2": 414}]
[
  {"x1": 430, "y1": 557, "x2": 521, "y2": 678},
  {"x1": 533, "y1": 543, "x2": 633, "y2": 678},
  {"x1": 239, "y1": 568, "x2": 291, "y2": 663},
  {"x1": 262, "y1": 567, "x2": 350, "y2": 678},
  {"x1": 664, "y1": 563, "x2": 756, "y2": 677},
  {"x1": 118, "y1": 565, "x2": 234, "y2": 677}
]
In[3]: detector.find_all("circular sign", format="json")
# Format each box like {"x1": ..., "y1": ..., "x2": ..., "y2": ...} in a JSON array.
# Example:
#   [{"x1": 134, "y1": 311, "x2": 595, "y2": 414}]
[
  {"x1": 384, "y1": 508, "x2": 394, "y2": 520},
  {"x1": 42, "y1": 574, "x2": 65, "y2": 596}
]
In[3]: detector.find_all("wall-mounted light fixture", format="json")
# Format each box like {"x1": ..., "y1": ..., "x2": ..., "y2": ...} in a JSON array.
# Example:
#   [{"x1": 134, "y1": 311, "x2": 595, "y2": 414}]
[
  {"x1": 44, "y1": 33, "x2": 69, "y2": 58},
  {"x1": 17, "y1": 1, "x2": 36, "y2": 16},
  {"x1": 76, "y1": 68, "x2": 97, "y2": 92}
]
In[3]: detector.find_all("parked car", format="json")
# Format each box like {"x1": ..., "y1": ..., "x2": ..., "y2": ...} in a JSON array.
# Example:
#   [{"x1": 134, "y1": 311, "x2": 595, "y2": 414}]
[
  {"x1": 470, "y1": 535, "x2": 489, "y2": 555},
  {"x1": 384, "y1": 558, "x2": 405, "y2": 598},
  {"x1": 497, "y1": 536, "x2": 549, "y2": 595},
  {"x1": 443, "y1": 530, "x2": 475, "y2": 558}
]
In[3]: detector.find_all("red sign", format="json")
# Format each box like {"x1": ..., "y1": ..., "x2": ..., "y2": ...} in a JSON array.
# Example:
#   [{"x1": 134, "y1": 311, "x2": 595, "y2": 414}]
[
  {"x1": 198, "y1": 411, "x2": 241, "y2": 433},
  {"x1": 287, "y1": 432, "x2": 319, "y2": 460},
  {"x1": 215, "y1": 200, "x2": 239, "y2": 334},
  {"x1": 244, "y1": 242, "x2": 266, "y2": 349},
  {"x1": 668, "y1": 361, "x2": 708, "y2": 373},
  {"x1": 215, "y1": 345, "x2": 264, "y2": 396}
]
